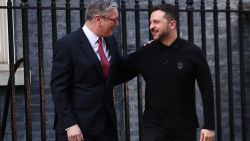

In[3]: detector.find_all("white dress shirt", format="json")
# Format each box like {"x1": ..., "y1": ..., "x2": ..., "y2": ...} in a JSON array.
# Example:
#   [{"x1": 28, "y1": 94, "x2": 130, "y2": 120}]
[{"x1": 82, "y1": 25, "x2": 111, "y2": 61}]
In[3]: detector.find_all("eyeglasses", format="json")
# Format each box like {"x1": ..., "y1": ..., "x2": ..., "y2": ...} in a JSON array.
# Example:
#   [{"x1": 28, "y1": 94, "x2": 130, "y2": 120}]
[{"x1": 100, "y1": 16, "x2": 118, "y2": 23}]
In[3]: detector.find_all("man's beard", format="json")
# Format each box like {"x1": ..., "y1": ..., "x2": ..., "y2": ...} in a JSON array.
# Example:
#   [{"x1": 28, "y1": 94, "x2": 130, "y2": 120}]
[{"x1": 158, "y1": 29, "x2": 171, "y2": 42}]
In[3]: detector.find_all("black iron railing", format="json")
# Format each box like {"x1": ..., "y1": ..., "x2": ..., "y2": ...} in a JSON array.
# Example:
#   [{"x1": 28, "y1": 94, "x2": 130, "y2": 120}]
[{"x1": 0, "y1": 58, "x2": 24, "y2": 141}]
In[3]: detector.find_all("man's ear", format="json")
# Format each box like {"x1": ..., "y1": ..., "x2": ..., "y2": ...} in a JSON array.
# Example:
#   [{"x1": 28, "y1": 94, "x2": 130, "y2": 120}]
[
  {"x1": 94, "y1": 15, "x2": 102, "y2": 25},
  {"x1": 170, "y1": 20, "x2": 177, "y2": 30}
]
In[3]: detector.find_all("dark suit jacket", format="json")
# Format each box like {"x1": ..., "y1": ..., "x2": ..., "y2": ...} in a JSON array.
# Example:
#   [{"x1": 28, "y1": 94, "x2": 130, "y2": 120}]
[{"x1": 50, "y1": 28, "x2": 121, "y2": 135}]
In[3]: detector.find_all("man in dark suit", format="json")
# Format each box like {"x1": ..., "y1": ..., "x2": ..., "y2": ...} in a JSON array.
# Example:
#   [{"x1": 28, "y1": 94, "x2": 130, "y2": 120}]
[
  {"x1": 118, "y1": 3, "x2": 215, "y2": 141},
  {"x1": 50, "y1": 0, "x2": 120, "y2": 141}
]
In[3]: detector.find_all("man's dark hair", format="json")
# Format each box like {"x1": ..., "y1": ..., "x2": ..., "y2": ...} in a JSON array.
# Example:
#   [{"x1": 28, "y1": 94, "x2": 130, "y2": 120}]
[{"x1": 150, "y1": 4, "x2": 178, "y2": 22}]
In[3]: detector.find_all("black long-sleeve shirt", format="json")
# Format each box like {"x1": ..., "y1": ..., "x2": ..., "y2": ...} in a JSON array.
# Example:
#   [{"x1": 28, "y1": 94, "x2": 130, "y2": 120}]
[{"x1": 118, "y1": 38, "x2": 215, "y2": 130}]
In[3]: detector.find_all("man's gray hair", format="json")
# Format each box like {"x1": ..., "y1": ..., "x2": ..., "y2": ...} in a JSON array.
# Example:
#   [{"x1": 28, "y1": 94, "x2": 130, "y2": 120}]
[{"x1": 86, "y1": 0, "x2": 118, "y2": 20}]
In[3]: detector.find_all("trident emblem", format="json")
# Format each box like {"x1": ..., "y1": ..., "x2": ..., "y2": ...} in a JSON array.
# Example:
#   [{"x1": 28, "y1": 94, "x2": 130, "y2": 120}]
[{"x1": 177, "y1": 62, "x2": 184, "y2": 70}]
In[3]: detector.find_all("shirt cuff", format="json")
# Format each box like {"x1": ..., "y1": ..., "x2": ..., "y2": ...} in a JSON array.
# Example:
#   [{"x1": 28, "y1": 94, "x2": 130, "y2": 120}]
[{"x1": 65, "y1": 124, "x2": 78, "y2": 131}]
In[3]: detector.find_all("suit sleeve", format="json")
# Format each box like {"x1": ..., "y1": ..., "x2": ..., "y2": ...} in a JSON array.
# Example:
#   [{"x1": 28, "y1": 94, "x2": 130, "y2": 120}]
[
  {"x1": 115, "y1": 48, "x2": 142, "y2": 85},
  {"x1": 196, "y1": 49, "x2": 215, "y2": 130},
  {"x1": 50, "y1": 39, "x2": 77, "y2": 130}
]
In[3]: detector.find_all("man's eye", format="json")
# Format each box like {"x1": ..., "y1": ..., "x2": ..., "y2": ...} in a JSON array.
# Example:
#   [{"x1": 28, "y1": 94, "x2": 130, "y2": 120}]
[{"x1": 154, "y1": 21, "x2": 160, "y2": 24}]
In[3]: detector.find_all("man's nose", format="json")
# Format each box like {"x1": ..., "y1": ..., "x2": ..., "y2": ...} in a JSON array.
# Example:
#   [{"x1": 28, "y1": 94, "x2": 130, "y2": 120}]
[{"x1": 149, "y1": 23, "x2": 154, "y2": 30}]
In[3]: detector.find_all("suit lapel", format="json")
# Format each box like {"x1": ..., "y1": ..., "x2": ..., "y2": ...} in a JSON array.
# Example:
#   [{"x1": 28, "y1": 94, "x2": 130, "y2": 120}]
[
  {"x1": 104, "y1": 37, "x2": 114, "y2": 63},
  {"x1": 77, "y1": 28, "x2": 103, "y2": 76},
  {"x1": 104, "y1": 37, "x2": 116, "y2": 82}
]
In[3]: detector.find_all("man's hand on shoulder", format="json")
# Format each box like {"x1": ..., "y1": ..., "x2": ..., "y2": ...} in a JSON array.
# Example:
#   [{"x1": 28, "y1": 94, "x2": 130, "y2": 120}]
[
  {"x1": 143, "y1": 40, "x2": 154, "y2": 46},
  {"x1": 66, "y1": 124, "x2": 84, "y2": 141},
  {"x1": 200, "y1": 129, "x2": 215, "y2": 141}
]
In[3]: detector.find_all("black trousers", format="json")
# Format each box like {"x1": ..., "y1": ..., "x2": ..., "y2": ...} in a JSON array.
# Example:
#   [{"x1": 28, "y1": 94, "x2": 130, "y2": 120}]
[
  {"x1": 143, "y1": 124, "x2": 196, "y2": 141},
  {"x1": 55, "y1": 117, "x2": 117, "y2": 141}
]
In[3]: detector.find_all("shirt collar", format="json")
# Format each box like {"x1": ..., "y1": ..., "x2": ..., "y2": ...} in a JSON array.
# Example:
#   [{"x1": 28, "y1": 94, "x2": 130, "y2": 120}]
[
  {"x1": 82, "y1": 24, "x2": 100, "y2": 46},
  {"x1": 156, "y1": 37, "x2": 181, "y2": 50},
  {"x1": 169, "y1": 37, "x2": 181, "y2": 50}
]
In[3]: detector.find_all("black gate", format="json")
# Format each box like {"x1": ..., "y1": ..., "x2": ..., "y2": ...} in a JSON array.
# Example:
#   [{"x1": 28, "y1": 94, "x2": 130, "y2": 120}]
[{"x1": 0, "y1": 0, "x2": 249, "y2": 141}]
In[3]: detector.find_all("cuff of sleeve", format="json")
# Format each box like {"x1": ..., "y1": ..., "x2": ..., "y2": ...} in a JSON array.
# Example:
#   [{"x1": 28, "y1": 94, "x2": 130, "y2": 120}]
[
  {"x1": 65, "y1": 124, "x2": 78, "y2": 131},
  {"x1": 202, "y1": 124, "x2": 215, "y2": 130}
]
